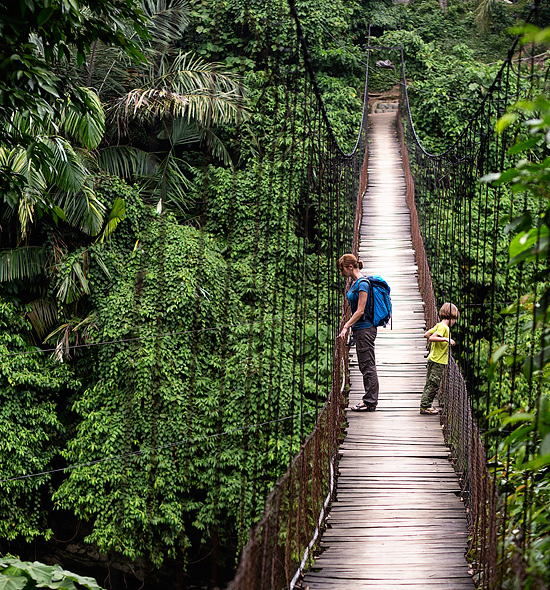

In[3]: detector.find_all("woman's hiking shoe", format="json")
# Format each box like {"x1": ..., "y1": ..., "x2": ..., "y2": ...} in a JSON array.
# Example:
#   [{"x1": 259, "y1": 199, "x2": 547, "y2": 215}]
[
  {"x1": 351, "y1": 402, "x2": 376, "y2": 412},
  {"x1": 420, "y1": 407, "x2": 439, "y2": 415}
]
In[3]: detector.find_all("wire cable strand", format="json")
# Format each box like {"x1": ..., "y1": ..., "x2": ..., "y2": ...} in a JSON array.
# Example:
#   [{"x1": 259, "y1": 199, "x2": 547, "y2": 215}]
[
  {"x1": 0, "y1": 314, "x2": 320, "y2": 358},
  {"x1": 0, "y1": 409, "x2": 319, "y2": 485}
]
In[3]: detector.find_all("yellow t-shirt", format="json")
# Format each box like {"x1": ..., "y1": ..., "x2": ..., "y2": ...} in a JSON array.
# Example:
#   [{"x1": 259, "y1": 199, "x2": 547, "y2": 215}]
[{"x1": 427, "y1": 322, "x2": 451, "y2": 365}]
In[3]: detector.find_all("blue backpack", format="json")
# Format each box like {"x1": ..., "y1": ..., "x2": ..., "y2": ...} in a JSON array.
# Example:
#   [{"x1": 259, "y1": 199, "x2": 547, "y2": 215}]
[{"x1": 361, "y1": 276, "x2": 392, "y2": 328}]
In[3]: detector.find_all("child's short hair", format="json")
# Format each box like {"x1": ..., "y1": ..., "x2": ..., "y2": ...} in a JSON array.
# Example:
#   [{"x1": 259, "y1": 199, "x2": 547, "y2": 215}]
[{"x1": 439, "y1": 302, "x2": 459, "y2": 320}]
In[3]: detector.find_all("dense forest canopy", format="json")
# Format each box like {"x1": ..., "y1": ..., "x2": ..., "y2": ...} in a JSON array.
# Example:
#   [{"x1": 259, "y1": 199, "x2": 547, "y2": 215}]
[{"x1": 1, "y1": 0, "x2": 549, "y2": 588}]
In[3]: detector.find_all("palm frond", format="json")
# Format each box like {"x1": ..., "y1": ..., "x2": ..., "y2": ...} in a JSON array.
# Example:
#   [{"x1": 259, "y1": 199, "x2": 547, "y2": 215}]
[
  {"x1": 142, "y1": 154, "x2": 194, "y2": 212},
  {"x1": 108, "y1": 52, "x2": 248, "y2": 130},
  {"x1": 56, "y1": 275, "x2": 75, "y2": 304},
  {"x1": 160, "y1": 118, "x2": 201, "y2": 146},
  {"x1": 0, "y1": 247, "x2": 49, "y2": 282},
  {"x1": 84, "y1": 1, "x2": 190, "y2": 96},
  {"x1": 8, "y1": 148, "x2": 48, "y2": 237},
  {"x1": 169, "y1": 52, "x2": 248, "y2": 97},
  {"x1": 184, "y1": 93, "x2": 245, "y2": 126},
  {"x1": 74, "y1": 145, "x2": 100, "y2": 172},
  {"x1": 26, "y1": 297, "x2": 59, "y2": 339},
  {"x1": 0, "y1": 198, "x2": 16, "y2": 224},
  {"x1": 72, "y1": 260, "x2": 91, "y2": 295},
  {"x1": 167, "y1": 121, "x2": 233, "y2": 166},
  {"x1": 54, "y1": 185, "x2": 106, "y2": 236},
  {"x1": 87, "y1": 44, "x2": 135, "y2": 97},
  {"x1": 110, "y1": 88, "x2": 245, "y2": 128},
  {"x1": 201, "y1": 127, "x2": 234, "y2": 167},
  {"x1": 109, "y1": 87, "x2": 189, "y2": 123},
  {"x1": 41, "y1": 137, "x2": 89, "y2": 192},
  {"x1": 45, "y1": 323, "x2": 72, "y2": 362},
  {"x1": 44, "y1": 311, "x2": 99, "y2": 361},
  {"x1": 72, "y1": 312, "x2": 99, "y2": 335},
  {"x1": 144, "y1": 0, "x2": 190, "y2": 47},
  {"x1": 96, "y1": 145, "x2": 158, "y2": 180},
  {"x1": 79, "y1": 184, "x2": 107, "y2": 236},
  {"x1": 4, "y1": 149, "x2": 50, "y2": 237},
  {"x1": 18, "y1": 197, "x2": 37, "y2": 239},
  {"x1": 164, "y1": 156, "x2": 194, "y2": 199},
  {"x1": 55, "y1": 258, "x2": 90, "y2": 304},
  {"x1": 6, "y1": 109, "x2": 56, "y2": 138},
  {"x1": 475, "y1": 0, "x2": 499, "y2": 32},
  {"x1": 10, "y1": 148, "x2": 48, "y2": 194},
  {"x1": 92, "y1": 251, "x2": 112, "y2": 280},
  {"x1": 4, "y1": 137, "x2": 105, "y2": 238},
  {"x1": 61, "y1": 87, "x2": 106, "y2": 149}
]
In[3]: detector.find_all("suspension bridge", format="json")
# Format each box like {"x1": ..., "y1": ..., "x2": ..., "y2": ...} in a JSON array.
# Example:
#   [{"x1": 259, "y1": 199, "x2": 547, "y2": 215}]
[{"x1": 1, "y1": 2, "x2": 547, "y2": 589}]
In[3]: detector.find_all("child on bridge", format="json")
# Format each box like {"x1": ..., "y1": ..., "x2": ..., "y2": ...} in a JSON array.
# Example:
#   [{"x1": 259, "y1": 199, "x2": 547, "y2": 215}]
[{"x1": 420, "y1": 302, "x2": 459, "y2": 415}]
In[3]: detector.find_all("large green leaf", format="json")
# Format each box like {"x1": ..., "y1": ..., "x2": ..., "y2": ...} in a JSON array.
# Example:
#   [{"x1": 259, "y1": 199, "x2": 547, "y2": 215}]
[
  {"x1": 508, "y1": 226, "x2": 550, "y2": 265},
  {"x1": 0, "y1": 574, "x2": 27, "y2": 590},
  {"x1": 0, "y1": 560, "x2": 104, "y2": 590},
  {"x1": 96, "y1": 197, "x2": 126, "y2": 243}
]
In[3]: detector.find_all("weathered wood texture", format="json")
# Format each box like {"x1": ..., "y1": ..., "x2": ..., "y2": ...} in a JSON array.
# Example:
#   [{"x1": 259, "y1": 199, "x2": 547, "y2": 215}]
[{"x1": 301, "y1": 112, "x2": 474, "y2": 590}]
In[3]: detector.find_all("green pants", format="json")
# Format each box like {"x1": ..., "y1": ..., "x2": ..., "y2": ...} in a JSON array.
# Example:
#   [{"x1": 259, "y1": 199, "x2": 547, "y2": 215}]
[{"x1": 420, "y1": 360, "x2": 445, "y2": 409}]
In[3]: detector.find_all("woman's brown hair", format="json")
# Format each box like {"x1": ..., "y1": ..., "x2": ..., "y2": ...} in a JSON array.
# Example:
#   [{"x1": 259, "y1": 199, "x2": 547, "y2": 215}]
[{"x1": 338, "y1": 253, "x2": 363, "y2": 271}]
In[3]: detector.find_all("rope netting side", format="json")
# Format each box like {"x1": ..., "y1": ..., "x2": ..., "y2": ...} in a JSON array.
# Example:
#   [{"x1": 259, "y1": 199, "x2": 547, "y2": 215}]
[
  {"x1": 398, "y1": 7, "x2": 549, "y2": 587},
  {"x1": 225, "y1": 2, "x2": 370, "y2": 588},
  {"x1": 226, "y1": 136, "x2": 369, "y2": 590}
]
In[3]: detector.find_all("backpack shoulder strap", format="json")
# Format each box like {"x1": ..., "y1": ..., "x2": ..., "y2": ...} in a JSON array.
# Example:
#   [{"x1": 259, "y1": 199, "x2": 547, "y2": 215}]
[
  {"x1": 357, "y1": 277, "x2": 372, "y2": 297},
  {"x1": 357, "y1": 277, "x2": 374, "y2": 321}
]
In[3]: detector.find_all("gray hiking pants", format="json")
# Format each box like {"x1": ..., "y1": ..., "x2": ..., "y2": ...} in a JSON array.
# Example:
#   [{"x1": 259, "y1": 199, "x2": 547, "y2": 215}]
[{"x1": 355, "y1": 326, "x2": 379, "y2": 407}]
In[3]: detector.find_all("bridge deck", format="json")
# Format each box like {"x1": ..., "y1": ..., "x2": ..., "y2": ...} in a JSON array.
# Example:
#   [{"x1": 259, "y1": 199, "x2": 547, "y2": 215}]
[{"x1": 302, "y1": 112, "x2": 474, "y2": 589}]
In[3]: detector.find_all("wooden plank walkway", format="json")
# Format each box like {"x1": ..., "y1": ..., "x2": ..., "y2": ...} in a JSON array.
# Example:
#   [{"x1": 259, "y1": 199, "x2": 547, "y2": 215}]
[{"x1": 302, "y1": 112, "x2": 475, "y2": 590}]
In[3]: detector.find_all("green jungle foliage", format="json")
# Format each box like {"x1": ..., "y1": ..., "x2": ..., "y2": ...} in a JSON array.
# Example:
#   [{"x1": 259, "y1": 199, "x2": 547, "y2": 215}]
[
  {"x1": 0, "y1": 300, "x2": 79, "y2": 542},
  {"x1": 409, "y1": 22, "x2": 550, "y2": 588},
  {"x1": 0, "y1": 0, "x2": 545, "y2": 587},
  {"x1": 485, "y1": 78, "x2": 550, "y2": 589},
  {"x1": 0, "y1": 0, "x2": 147, "y2": 203},
  {"x1": 381, "y1": 0, "x2": 539, "y2": 153}
]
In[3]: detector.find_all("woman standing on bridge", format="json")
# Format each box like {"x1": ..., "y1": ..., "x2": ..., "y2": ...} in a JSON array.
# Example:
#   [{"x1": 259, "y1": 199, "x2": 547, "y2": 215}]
[{"x1": 337, "y1": 253, "x2": 379, "y2": 412}]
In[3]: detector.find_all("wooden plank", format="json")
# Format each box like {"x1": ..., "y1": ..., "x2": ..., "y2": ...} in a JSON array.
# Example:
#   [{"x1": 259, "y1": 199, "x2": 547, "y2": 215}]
[
  {"x1": 305, "y1": 571, "x2": 473, "y2": 580},
  {"x1": 324, "y1": 500, "x2": 464, "y2": 511},
  {"x1": 318, "y1": 542, "x2": 469, "y2": 550}
]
